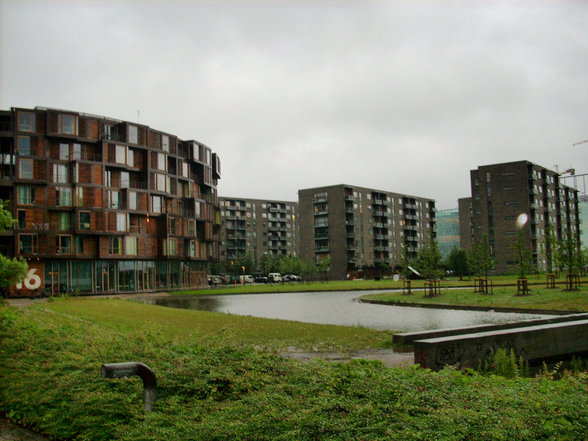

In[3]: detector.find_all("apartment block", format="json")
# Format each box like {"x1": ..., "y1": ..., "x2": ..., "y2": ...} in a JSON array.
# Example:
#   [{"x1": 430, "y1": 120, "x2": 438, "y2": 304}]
[
  {"x1": 298, "y1": 184, "x2": 436, "y2": 280},
  {"x1": 219, "y1": 197, "x2": 298, "y2": 266},
  {"x1": 462, "y1": 161, "x2": 581, "y2": 274},
  {"x1": 0, "y1": 107, "x2": 221, "y2": 296}
]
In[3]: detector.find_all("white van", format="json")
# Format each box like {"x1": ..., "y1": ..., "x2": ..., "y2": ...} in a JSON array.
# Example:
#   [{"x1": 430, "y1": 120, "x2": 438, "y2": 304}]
[
  {"x1": 240, "y1": 275, "x2": 255, "y2": 284},
  {"x1": 267, "y1": 273, "x2": 283, "y2": 283}
]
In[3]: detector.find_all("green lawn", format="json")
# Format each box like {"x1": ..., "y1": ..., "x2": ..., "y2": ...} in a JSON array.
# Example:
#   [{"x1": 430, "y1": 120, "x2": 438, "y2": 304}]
[
  {"x1": 362, "y1": 284, "x2": 588, "y2": 312},
  {"x1": 176, "y1": 274, "x2": 587, "y2": 296},
  {"x1": 1, "y1": 300, "x2": 587, "y2": 441}
]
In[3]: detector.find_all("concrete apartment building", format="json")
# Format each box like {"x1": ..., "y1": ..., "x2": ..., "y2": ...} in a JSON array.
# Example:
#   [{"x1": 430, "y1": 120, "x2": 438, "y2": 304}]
[
  {"x1": 0, "y1": 106, "x2": 221, "y2": 296},
  {"x1": 219, "y1": 197, "x2": 298, "y2": 266},
  {"x1": 298, "y1": 184, "x2": 436, "y2": 280},
  {"x1": 460, "y1": 161, "x2": 581, "y2": 274}
]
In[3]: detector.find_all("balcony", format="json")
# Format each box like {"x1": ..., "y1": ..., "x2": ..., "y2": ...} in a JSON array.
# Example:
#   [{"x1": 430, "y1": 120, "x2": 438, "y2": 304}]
[{"x1": 315, "y1": 246, "x2": 329, "y2": 253}]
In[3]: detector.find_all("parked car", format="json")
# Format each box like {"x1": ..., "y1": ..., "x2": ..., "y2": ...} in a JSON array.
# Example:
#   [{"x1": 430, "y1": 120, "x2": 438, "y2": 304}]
[
  {"x1": 267, "y1": 272, "x2": 283, "y2": 283},
  {"x1": 283, "y1": 274, "x2": 301, "y2": 282},
  {"x1": 207, "y1": 275, "x2": 224, "y2": 285},
  {"x1": 254, "y1": 274, "x2": 268, "y2": 284},
  {"x1": 240, "y1": 274, "x2": 255, "y2": 284}
]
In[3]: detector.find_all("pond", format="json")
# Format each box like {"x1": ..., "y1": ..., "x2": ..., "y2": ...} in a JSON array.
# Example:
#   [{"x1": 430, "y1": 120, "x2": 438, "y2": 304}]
[{"x1": 142, "y1": 290, "x2": 552, "y2": 333}]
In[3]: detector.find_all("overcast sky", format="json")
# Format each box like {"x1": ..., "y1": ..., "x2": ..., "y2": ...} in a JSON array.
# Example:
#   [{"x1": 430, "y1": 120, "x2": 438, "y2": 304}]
[{"x1": 1, "y1": 0, "x2": 586, "y2": 208}]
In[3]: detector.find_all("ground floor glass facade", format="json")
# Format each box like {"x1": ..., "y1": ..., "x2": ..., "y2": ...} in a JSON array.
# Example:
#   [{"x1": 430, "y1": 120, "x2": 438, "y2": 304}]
[{"x1": 42, "y1": 260, "x2": 208, "y2": 295}]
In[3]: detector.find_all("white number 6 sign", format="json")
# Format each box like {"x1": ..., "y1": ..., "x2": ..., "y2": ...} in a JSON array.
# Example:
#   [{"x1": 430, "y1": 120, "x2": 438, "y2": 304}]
[{"x1": 16, "y1": 268, "x2": 42, "y2": 290}]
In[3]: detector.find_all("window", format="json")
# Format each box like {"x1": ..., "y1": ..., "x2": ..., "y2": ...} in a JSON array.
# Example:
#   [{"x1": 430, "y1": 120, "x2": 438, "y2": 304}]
[
  {"x1": 156, "y1": 173, "x2": 168, "y2": 192},
  {"x1": 120, "y1": 171, "x2": 129, "y2": 188},
  {"x1": 108, "y1": 191, "x2": 121, "y2": 209},
  {"x1": 79, "y1": 212, "x2": 90, "y2": 230},
  {"x1": 19, "y1": 159, "x2": 33, "y2": 179},
  {"x1": 58, "y1": 114, "x2": 77, "y2": 135},
  {"x1": 188, "y1": 220, "x2": 195, "y2": 236},
  {"x1": 59, "y1": 143, "x2": 69, "y2": 160},
  {"x1": 53, "y1": 164, "x2": 68, "y2": 183},
  {"x1": 162, "y1": 135, "x2": 169, "y2": 152},
  {"x1": 181, "y1": 162, "x2": 189, "y2": 178},
  {"x1": 164, "y1": 238, "x2": 176, "y2": 256},
  {"x1": 75, "y1": 237, "x2": 84, "y2": 255},
  {"x1": 72, "y1": 144, "x2": 81, "y2": 160},
  {"x1": 168, "y1": 217, "x2": 177, "y2": 235},
  {"x1": 74, "y1": 187, "x2": 84, "y2": 206},
  {"x1": 55, "y1": 187, "x2": 71, "y2": 206},
  {"x1": 128, "y1": 191, "x2": 137, "y2": 210},
  {"x1": 18, "y1": 186, "x2": 34, "y2": 204},
  {"x1": 157, "y1": 153, "x2": 166, "y2": 171},
  {"x1": 151, "y1": 195, "x2": 162, "y2": 213},
  {"x1": 116, "y1": 213, "x2": 128, "y2": 232},
  {"x1": 19, "y1": 234, "x2": 34, "y2": 253},
  {"x1": 125, "y1": 236, "x2": 138, "y2": 255},
  {"x1": 17, "y1": 210, "x2": 26, "y2": 229},
  {"x1": 57, "y1": 235, "x2": 72, "y2": 254},
  {"x1": 115, "y1": 145, "x2": 133, "y2": 166},
  {"x1": 109, "y1": 237, "x2": 122, "y2": 255},
  {"x1": 128, "y1": 125, "x2": 138, "y2": 144},
  {"x1": 57, "y1": 212, "x2": 70, "y2": 230},
  {"x1": 105, "y1": 170, "x2": 112, "y2": 187},
  {"x1": 17, "y1": 136, "x2": 31, "y2": 155},
  {"x1": 17, "y1": 112, "x2": 35, "y2": 132}
]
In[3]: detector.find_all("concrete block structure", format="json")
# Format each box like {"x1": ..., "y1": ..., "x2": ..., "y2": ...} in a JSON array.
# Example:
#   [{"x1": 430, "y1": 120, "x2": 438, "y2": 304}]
[
  {"x1": 219, "y1": 197, "x2": 298, "y2": 267},
  {"x1": 460, "y1": 161, "x2": 581, "y2": 274},
  {"x1": 0, "y1": 106, "x2": 221, "y2": 296},
  {"x1": 298, "y1": 184, "x2": 435, "y2": 280}
]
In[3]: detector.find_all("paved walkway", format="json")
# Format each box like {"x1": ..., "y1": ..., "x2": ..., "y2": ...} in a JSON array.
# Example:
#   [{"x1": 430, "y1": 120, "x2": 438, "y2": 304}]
[{"x1": 0, "y1": 420, "x2": 48, "y2": 441}]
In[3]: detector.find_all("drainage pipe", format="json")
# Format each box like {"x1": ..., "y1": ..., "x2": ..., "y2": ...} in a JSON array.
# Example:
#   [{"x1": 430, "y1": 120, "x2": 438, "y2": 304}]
[{"x1": 101, "y1": 362, "x2": 157, "y2": 412}]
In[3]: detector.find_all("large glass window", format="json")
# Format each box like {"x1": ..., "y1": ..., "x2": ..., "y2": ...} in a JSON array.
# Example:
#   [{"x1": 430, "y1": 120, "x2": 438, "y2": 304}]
[
  {"x1": 108, "y1": 191, "x2": 121, "y2": 209},
  {"x1": 75, "y1": 237, "x2": 84, "y2": 254},
  {"x1": 17, "y1": 186, "x2": 34, "y2": 204},
  {"x1": 59, "y1": 143, "x2": 69, "y2": 160},
  {"x1": 55, "y1": 187, "x2": 71, "y2": 206},
  {"x1": 53, "y1": 164, "x2": 68, "y2": 183},
  {"x1": 125, "y1": 236, "x2": 138, "y2": 255},
  {"x1": 72, "y1": 144, "x2": 81, "y2": 160},
  {"x1": 74, "y1": 187, "x2": 84, "y2": 206},
  {"x1": 128, "y1": 125, "x2": 138, "y2": 144},
  {"x1": 79, "y1": 212, "x2": 90, "y2": 230},
  {"x1": 156, "y1": 173, "x2": 168, "y2": 192},
  {"x1": 57, "y1": 212, "x2": 70, "y2": 230},
  {"x1": 19, "y1": 234, "x2": 34, "y2": 253},
  {"x1": 17, "y1": 136, "x2": 31, "y2": 155},
  {"x1": 17, "y1": 112, "x2": 35, "y2": 132},
  {"x1": 151, "y1": 195, "x2": 162, "y2": 213},
  {"x1": 58, "y1": 114, "x2": 77, "y2": 135},
  {"x1": 120, "y1": 171, "x2": 129, "y2": 188},
  {"x1": 17, "y1": 210, "x2": 26, "y2": 229},
  {"x1": 19, "y1": 159, "x2": 33, "y2": 179},
  {"x1": 57, "y1": 235, "x2": 72, "y2": 254},
  {"x1": 116, "y1": 213, "x2": 128, "y2": 232},
  {"x1": 157, "y1": 153, "x2": 166, "y2": 171},
  {"x1": 116, "y1": 145, "x2": 126, "y2": 164},
  {"x1": 128, "y1": 191, "x2": 137, "y2": 210},
  {"x1": 109, "y1": 237, "x2": 122, "y2": 255},
  {"x1": 162, "y1": 134, "x2": 169, "y2": 152}
]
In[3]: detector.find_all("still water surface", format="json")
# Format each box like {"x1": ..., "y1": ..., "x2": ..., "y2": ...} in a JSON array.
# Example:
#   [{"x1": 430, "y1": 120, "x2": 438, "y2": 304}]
[{"x1": 144, "y1": 290, "x2": 550, "y2": 332}]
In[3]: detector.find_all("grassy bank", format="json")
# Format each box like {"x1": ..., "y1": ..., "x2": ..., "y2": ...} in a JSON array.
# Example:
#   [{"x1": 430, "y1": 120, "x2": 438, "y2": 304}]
[
  {"x1": 362, "y1": 285, "x2": 588, "y2": 312},
  {"x1": 176, "y1": 274, "x2": 587, "y2": 296},
  {"x1": 1, "y1": 300, "x2": 587, "y2": 441}
]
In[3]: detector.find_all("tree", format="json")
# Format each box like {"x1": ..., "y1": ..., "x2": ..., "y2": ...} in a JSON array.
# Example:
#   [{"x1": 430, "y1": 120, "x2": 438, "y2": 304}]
[
  {"x1": 556, "y1": 233, "x2": 582, "y2": 274},
  {"x1": 511, "y1": 230, "x2": 534, "y2": 279},
  {"x1": 398, "y1": 244, "x2": 414, "y2": 279},
  {"x1": 0, "y1": 200, "x2": 28, "y2": 289},
  {"x1": 300, "y1": 259, "x2": 317, "y2": 281},
  {"x1": 279, "y1": 255, "x2": 303, "y2": 276},
  {"x1": 468, "y1": 234, "x2": 494, "y2": 279},
  {"x1": 261, "y1": 253, "x2": 282, "y2": 273},
  {"x1": 415, "y1": 234, "x2": 442, "y2": 280},
  {"x1": 316, "y1": 256, "x2": 331, "y2": 281},
  {"x1": 446, "y1": 247, "x2": 470, "y2": 281}
]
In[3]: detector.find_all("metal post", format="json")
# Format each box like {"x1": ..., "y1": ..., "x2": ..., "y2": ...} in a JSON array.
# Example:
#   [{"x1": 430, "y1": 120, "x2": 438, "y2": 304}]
[{"x1": 101, "y1": 362, "x2": 157, "y2": 412}]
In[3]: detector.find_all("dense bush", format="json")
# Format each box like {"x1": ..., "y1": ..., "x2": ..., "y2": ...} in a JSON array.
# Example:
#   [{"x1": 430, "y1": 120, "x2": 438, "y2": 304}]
[{"x1": 1, "y1": 306, "x2": 587, "y2": 441}]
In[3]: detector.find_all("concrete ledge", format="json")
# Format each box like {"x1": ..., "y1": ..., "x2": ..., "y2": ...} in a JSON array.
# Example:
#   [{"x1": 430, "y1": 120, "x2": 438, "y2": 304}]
[
  {"x1": 394, "y1": 313, "x2": 588, "y2": 345},
  {"x1": 414, "y1": 319, "x2": 588, "y2": 371}
]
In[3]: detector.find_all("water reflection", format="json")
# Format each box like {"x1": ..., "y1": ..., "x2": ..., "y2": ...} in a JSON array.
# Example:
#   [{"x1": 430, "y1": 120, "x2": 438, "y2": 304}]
[{"x1": 143, "y1": 290, "x2": 551, "y2": 333}]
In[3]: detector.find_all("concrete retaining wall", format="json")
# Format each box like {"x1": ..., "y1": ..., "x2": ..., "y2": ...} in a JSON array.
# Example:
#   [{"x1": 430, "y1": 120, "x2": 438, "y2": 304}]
[{"x1": 413, "y1": 319, "x2": 588, "y2": 371}]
